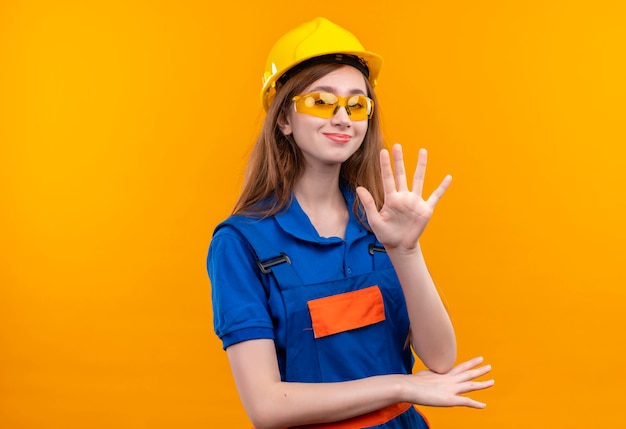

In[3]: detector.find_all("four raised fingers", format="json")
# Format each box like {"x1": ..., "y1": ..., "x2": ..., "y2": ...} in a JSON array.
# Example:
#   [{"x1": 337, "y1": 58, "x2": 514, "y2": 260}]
[{"x1": 383, "y1": 144, "x2": 451, "y2": 207}]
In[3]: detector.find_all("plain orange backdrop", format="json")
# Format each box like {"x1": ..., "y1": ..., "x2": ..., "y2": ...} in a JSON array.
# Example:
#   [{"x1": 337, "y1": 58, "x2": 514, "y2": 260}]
[{"x1": 1, "y1": 1, "x2": 625, "y2": 428}]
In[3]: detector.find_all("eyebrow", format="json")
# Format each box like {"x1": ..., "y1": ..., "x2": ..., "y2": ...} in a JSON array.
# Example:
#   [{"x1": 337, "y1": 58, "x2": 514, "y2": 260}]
[{"x1": 308, "y1": 85, "x2": 367, "y2": 96}]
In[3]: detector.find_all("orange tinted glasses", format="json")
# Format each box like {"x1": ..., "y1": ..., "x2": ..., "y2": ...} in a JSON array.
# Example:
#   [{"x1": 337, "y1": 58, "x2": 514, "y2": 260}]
[{"x1": 292, "y1": 92, "x2": 374, "y2": 121}]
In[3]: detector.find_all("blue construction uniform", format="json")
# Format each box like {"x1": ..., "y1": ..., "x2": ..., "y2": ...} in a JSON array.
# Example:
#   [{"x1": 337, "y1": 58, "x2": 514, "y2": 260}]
[{"x1": 208, "y1": 187, "x2": 429, "y2": 428}]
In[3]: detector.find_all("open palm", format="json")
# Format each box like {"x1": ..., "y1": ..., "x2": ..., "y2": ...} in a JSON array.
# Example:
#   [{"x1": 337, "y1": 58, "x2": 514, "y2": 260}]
[{"x1": 356, "y1": 144, "x2": 452, "y2": 251}]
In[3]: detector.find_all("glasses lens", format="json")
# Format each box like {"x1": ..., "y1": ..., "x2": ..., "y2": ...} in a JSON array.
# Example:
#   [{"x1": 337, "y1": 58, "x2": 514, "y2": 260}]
[
  {"x1": 294, "y1": 92, "x2": 336, "y2": 118},
  {"x1": 346, "y1": 95, "x2": 373, "y2": 120},
  {"x1": 293, "y1": 92, "x2": 374, "y2": 120}
]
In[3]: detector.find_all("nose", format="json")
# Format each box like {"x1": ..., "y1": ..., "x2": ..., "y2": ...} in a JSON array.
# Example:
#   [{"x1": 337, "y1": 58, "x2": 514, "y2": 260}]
[{"x1": 330, "y1": 104, "x2": 351, "y2": 126}]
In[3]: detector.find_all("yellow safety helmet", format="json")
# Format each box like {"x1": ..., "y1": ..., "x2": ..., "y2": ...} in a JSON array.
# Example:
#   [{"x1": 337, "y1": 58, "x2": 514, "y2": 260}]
[{"x1": 261, "y1": 17, "x2": 383, "y2": 111}]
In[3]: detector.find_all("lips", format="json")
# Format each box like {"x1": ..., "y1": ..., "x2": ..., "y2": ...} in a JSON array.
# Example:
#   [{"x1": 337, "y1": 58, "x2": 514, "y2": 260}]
[{"x1": 323, "y1": 133, "x2": 352, "y2": 143}]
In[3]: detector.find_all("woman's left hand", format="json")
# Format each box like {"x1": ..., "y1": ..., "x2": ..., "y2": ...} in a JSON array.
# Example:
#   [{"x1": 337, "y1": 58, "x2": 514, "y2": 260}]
[{"x1": 356, "y1": 144, "x2": 452, "y2": 252}]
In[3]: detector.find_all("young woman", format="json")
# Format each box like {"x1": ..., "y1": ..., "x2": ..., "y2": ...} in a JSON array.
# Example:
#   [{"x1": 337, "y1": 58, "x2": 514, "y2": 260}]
[{"x1": 207, "y1": 17, "x2": 494, "y2": 429}]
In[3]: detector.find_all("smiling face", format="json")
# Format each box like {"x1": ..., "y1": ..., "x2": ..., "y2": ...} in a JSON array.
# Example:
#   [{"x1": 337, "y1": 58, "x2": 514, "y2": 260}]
[{"x1": 278, "y1": 65, "x2": 370, "y2": 172}]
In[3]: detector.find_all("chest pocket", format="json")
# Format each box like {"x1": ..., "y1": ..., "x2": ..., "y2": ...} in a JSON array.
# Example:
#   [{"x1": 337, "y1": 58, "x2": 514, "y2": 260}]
[{"x1": 308, "y1": 285, "x2": 386, "y2": 338}]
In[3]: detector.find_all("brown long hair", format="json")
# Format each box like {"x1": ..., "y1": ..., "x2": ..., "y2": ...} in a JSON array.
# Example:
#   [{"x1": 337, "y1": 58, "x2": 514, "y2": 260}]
[{"x1": 233, "y1": 63, "x2": 385, "y2": 222}]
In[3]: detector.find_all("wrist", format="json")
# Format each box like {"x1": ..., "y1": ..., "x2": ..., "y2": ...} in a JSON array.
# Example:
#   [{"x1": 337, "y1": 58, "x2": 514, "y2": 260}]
[
  {"x1": 385, "y1": 242, "x2": 422, "y2": 259},
  {"x1": 387, "y1": 374, "x2": 410, "y2": 403}
]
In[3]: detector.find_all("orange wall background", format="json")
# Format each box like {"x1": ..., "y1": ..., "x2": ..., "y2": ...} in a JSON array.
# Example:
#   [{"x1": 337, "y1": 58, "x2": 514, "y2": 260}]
[{"x1": 2, "y1": 1, "x2": 625, "y2": 428}]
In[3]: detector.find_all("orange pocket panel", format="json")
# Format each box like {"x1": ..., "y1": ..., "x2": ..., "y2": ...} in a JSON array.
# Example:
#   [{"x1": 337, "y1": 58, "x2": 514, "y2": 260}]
[{"x1": 307, "y1": 286, "x2": 386, "y2": 339}]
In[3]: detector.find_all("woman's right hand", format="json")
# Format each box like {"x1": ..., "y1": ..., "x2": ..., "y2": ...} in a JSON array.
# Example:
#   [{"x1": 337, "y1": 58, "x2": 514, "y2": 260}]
[{"x1": 403, "y1": 356, "x2": 494, "y2": 408}]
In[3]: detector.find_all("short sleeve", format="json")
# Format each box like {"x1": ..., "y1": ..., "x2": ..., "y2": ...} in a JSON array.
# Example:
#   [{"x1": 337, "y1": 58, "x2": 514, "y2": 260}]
[{"x1": 207, "y1": 226, "x2": 275, "y2": 349}]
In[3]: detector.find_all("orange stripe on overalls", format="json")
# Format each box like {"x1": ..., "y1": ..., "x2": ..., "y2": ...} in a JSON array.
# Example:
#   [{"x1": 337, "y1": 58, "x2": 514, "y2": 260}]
[{"x1": 291, "y1": 402, "x2": 412, "y2": 429}]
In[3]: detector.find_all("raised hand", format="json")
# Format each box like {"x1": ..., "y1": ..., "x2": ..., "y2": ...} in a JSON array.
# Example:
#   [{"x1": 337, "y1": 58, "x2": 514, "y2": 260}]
[
  {"x1": 405, "y1": 356, "x2": 494, "y2": 408},
  {"x1": 356, "y1": 144, "x2": 452, "y2": 251}
]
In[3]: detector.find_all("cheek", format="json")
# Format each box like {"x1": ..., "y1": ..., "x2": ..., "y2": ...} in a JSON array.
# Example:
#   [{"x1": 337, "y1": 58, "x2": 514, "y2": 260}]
[
  {"x1": 355, "y1": 121, "x2": 369, "y2": 138},
  {"x1": 289, "y1": 117, "x2": 317, "y2": 145},
  {"x1": 292, "y1": 115, "x2": 325, "y2": 134}
]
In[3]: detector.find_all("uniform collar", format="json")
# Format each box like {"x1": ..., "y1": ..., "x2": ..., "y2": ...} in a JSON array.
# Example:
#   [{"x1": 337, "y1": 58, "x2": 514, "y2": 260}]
[{"x1": 275, "y1": 185, "x2": 368, "y2": 244}]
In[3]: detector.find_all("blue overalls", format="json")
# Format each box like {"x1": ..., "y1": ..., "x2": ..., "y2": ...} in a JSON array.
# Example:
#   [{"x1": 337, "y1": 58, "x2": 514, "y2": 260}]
[{"x1": 212, "y1": 201, "x2": 430, "y2": 428}]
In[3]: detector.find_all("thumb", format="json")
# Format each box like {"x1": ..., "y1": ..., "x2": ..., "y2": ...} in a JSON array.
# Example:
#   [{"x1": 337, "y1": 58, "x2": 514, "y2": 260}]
[{"x1": 356, "y1": 186, "x2": 379, "y2": 222}]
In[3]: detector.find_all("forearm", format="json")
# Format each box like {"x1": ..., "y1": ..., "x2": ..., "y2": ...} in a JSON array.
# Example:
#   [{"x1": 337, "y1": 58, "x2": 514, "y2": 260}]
[
  {"x1": 387, "y1": 244, "x2": 457, "y2": 373},
  {"x1": 244, "y1": 375, "x2": 405, "y2": 429},
  {"x1": 228, "y1": 340, "x2": 406, "y2": 429}
]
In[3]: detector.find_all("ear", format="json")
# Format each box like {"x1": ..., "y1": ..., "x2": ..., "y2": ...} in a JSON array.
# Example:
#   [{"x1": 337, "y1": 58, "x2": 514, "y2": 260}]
[{"x1": 277, "y1": 111, "x2": 293, "y2": 136}]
